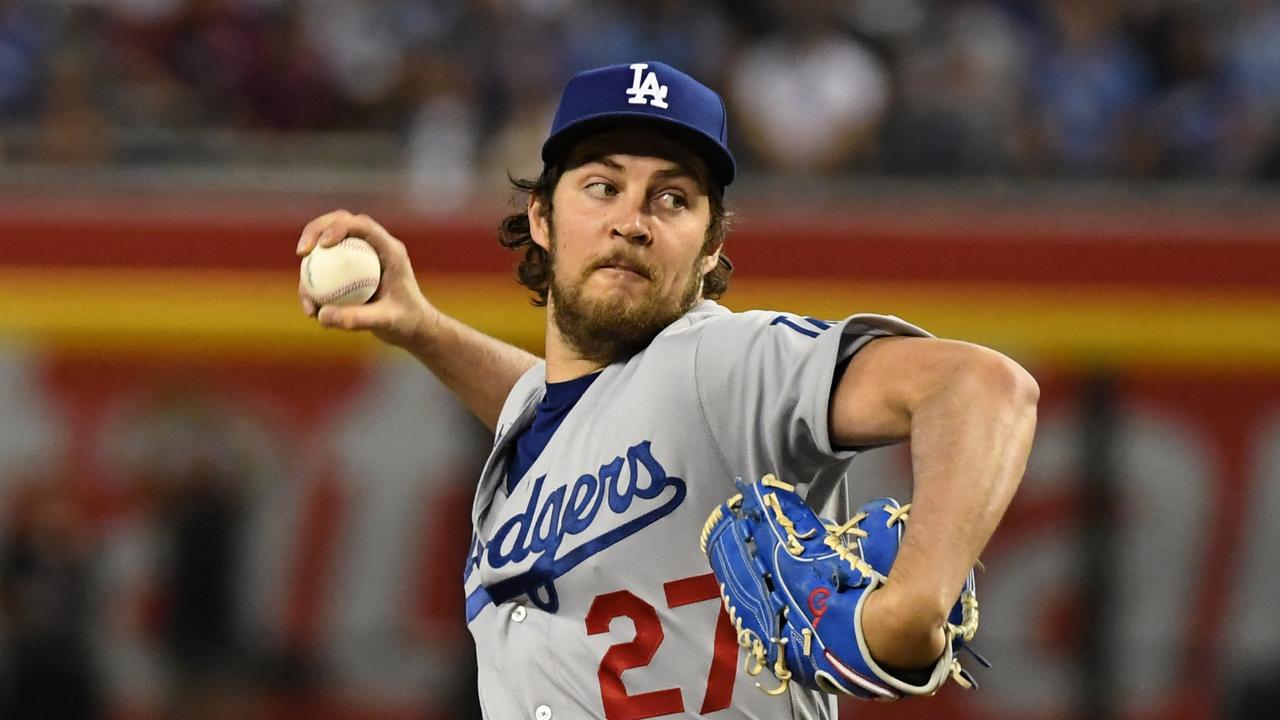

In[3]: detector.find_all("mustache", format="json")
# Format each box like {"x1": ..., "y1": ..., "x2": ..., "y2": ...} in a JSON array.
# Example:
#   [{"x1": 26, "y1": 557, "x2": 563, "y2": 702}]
[{"x1": 587, "y1": 253, "x2": 655, "y2": 280}]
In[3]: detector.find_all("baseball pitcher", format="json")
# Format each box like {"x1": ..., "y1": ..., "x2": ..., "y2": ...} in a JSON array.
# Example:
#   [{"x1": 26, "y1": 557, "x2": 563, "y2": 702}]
[{"x1": 296, "y1": 61, "x2": 1037, "y2": 719}]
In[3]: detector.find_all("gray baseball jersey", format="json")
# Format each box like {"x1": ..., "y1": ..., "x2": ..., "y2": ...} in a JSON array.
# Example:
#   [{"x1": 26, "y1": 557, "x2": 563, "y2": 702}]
[{"x1": 463, "y1": 300, "x2": 929, "y2": 719}]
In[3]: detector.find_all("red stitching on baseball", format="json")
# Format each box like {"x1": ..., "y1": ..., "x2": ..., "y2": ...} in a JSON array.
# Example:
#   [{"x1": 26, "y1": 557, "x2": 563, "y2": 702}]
[
  {"x1": 305, "y1": 238, "x2": 380, "y2": 304},
  {"x1": 309, "y1": 278, "x2": 379, "y2": 305},
  {"x1": 338, "y1": 238, "x2": 378, "y2": 254}
]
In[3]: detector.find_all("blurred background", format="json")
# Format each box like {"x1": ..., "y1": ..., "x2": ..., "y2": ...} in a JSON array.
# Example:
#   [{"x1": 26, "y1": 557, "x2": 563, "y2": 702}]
[{"x1": 1, "y1": 0, "x2": 1278, "y2": 719}]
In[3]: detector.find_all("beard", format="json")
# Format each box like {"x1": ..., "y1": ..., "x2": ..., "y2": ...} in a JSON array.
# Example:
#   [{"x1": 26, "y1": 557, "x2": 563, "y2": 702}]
[{"x1": 549, "y1": 242, "x2": 707, "y2": 365}]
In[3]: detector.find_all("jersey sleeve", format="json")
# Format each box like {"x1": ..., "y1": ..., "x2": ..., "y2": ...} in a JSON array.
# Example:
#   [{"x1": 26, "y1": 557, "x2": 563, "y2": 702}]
[{"x1": 693, "y1": 311, "x2": 931, "y2": 481}]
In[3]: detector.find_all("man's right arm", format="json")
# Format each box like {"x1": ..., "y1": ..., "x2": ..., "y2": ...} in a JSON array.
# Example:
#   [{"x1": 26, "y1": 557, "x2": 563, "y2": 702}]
[{"x1": 297, "y1": 210, "x2": 540, "y2": 431}]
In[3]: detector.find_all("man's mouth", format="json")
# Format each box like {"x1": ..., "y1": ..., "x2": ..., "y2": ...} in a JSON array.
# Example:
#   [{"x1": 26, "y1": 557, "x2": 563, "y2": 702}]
[{"x1": 594, "y1": 259, "x2": 651, "y2": 279}]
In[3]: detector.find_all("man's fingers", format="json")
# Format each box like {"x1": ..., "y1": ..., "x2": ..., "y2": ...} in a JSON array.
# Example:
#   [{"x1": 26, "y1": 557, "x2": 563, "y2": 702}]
[
  {"x1": 297, "y1": 209, "x2": 388, "y2": 254},
  {"x1": 298, "y1": 278, "x2": 318, "y2": 316},
  {"x1": 297, "y1": 209, "x2": 351, "y2": 256},
  {"x1": 316, "y1": 305, "x2": 351, "y2": 329},
  {"x1": 317, "y1": 213, "x2": 382, "y2": 247},
  {"x1": 297, "y1": 211, "x2": 407, "y2": 275},
  {"x1": 316, "y1": 303, "x2": 383, "y2": 331},
  {"x1": 323, "y1": 213, "x2": 401, "y2": 262},
  {"x1": 333, "y1": 218, "x2": 410, "y2": 278}
]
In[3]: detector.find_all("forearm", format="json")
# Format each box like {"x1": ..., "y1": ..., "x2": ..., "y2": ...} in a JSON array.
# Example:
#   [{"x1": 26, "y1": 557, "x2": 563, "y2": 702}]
[
  {"x1": 404, "y1": 311, "x2": 540, "y2": 432},
  {"x1": 872, "y1": 355, "x2": 1038, "y2": 666},
  {"x1": 899, "y1": 360, "x2": 1036, "y2": 605}
]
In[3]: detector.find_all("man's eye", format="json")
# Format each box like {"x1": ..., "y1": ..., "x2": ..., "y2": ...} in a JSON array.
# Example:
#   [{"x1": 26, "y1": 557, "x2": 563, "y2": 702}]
[
  {"x1": 655, "y1": 192, "x2": 687, "y2": 210},
  {"x1": 585, "y1": 182, "x2": 617, "y2": 198}
]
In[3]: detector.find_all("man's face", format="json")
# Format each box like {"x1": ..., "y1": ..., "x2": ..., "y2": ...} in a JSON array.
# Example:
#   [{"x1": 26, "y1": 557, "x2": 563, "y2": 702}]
[{"x1": 529, "y1": 128, "x2": 721, "y2": 363}]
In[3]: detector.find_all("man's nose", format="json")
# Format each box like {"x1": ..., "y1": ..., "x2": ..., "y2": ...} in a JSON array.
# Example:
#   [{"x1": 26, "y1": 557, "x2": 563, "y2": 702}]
[{"x1": 610, "y1": 199, "x2": 652, "y2": 246}]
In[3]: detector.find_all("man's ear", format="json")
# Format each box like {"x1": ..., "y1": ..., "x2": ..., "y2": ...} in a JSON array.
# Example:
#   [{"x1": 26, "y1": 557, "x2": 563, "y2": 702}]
[
  {"x1": 529, "y1": 193, "x2": 551, "y2": 252},
  {"x1": 700, "y1": 245, "x2": 722, "y2": 276}
]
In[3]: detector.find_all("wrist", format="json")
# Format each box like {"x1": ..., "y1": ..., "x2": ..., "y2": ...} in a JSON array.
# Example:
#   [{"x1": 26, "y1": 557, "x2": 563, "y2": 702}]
[
  {"x1": 382, "y1": 297, "x2": 441, "y2": 354},
  {"x1": 878, "y1": 580, "x2": 952, "y2": 627},
  {"x1": 862, "y1": 586, "x2": 947, "y2": 670},
  {"x1": 406, "y1": 303, "x2": 444, "y2": 352}
]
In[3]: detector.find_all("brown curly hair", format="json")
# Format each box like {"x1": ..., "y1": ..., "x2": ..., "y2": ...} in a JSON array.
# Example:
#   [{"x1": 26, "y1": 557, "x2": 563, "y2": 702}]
[{"x1": 497, "y1": 163, "x2": 733, "y2": 307}]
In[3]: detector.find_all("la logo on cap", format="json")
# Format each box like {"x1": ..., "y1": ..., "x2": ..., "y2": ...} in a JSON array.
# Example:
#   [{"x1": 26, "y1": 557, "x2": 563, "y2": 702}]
[{"x1": 626, "y1": 63, "x2": 669, "y2": 109}]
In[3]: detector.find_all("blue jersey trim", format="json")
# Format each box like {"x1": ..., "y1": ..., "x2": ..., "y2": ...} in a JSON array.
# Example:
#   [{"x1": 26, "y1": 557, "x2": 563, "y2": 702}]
[
  {"x1": 506, "y1": 371, "x2": 601, "y2": 494},
  {"x1": 465, "y1": 585, "x2": 493, "y2": 624}
]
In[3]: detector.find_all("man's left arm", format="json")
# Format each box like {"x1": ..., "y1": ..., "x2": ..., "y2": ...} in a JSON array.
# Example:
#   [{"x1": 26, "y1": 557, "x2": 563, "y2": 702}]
[{"x1": 830, "y1": 336, "x2": 1039, "y2": 671}]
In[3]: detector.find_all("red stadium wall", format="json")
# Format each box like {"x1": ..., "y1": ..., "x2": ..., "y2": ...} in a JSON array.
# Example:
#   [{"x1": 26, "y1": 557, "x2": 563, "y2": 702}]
[
  {"x1": 4, "y1": 192, "x2": 1278, "y2": 365},
  {"x1": 2, "y1": 193, "x2": 1279, "y2": 720}
]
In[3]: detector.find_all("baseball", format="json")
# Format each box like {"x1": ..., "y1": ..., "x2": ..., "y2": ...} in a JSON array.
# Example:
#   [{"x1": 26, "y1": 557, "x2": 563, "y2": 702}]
[{"x1": 300, "y1": 237, "x2": 382, "y2": 306}]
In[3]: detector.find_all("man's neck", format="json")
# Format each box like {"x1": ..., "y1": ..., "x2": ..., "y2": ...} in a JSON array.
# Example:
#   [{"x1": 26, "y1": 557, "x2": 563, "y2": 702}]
[{"x1": 544, "y1": 314, "x2": 610, "y2": 383}]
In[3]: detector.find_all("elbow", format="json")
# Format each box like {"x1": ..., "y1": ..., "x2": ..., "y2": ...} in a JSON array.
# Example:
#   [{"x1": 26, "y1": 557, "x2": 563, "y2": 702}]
[
  {"x1": 973, "y1": 352, "x2": 1038, "y2": 494},
  {"x1": 963, "y1": 347, "x2": 1040, "y2": 418},
  {"x1": 996, "y1": 354, "x2": 1040, "y2": 413}
]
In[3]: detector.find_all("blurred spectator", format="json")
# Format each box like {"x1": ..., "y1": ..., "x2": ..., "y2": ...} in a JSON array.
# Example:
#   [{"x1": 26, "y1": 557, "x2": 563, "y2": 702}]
[
  {"x1": 1028, "y1": 0, "x2": 1151, "y2": 176},
  {"x1": 3, "y1": 0, "x2": 1280, "y2": 182},
  {"x1": 0, "y1": 476, "x2": 104, "y2": 720},
  {"x1": 33, "y1": 44, "x2": 111, "y2": 163},
  {"x1": 622, "y1": 0, "x2": 728, "y2": 81},
  {"x1": 727, "y1": 0, "x2": 890, "y2": 174},
  {"x1": 478, "y1": 12, "x2": 561, "y2": 193},
  {"x1": 1224, "y1": 0, "x2": 1280, "y2": 180},
  {"x1": 0, "y1": 0, "x2": 47, "y2": 126},
  {"x1": 240, "y1": 5, "x2": 338, "y2": 130},
  {"x1": 559, "y1": 0, "x2": 727, "y2": 79},
  {"x1": 558, "y1": 1, "x2": 643, "y2": 72},
  {"x1": 404, "y1": 50, "x2": 482, "y2": 211},
  {"x1": 142, "y1": 0, "x2": 271, "y2": 127},
  {"x1": 102, "y1": 4, "x2": 198, "y2": 162},
  {"x1": 298, "y1": 0, "x2": 404, "y2": 121},
  {"x1": 1128, "y1": 2, "x2": 1250, "y2": 177},
  {"x1": 881, "y1": 0, "x2": 1033, "y2": 175}
]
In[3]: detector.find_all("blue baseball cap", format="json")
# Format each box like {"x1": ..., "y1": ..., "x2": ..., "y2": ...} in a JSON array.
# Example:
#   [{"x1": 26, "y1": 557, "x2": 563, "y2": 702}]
[{"x1": 541, "y1": 61, "x2": 736, "y2": 188}]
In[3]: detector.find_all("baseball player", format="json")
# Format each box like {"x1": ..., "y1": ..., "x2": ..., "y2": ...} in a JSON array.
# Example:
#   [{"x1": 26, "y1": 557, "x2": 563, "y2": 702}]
[{"x1": 296, "y1": 61, "x2": 1037, "y2": 719}]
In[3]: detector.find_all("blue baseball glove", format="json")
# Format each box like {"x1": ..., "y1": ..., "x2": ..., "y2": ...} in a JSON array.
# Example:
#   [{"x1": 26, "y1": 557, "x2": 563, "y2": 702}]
[{"x1": 700, "y1": 473, "x2": 985, "y2": 700}]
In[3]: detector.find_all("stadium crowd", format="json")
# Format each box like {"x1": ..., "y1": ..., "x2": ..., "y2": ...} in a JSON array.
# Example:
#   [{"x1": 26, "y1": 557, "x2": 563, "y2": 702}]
[{"x1": 1, "y1": 0, "x2": 1279, "y2": 182}]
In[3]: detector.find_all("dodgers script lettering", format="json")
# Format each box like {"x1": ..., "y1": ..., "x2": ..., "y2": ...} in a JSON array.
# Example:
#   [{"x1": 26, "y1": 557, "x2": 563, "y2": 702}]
[{"x1": 473, "y1": 440, "x2": 687, "y2": 612}]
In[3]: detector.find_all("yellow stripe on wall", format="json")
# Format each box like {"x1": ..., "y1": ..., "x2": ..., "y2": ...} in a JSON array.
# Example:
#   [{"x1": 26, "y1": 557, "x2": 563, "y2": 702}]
[
  {"x1": 723, "y1": 280, "x2": 1280, "y2": 370},
  {"x1": 0, "y1": 268, "x2": 543, "y2": 359},
  {"x1": 2, "y1": 268, "x2": 1278, "y2": 369}
]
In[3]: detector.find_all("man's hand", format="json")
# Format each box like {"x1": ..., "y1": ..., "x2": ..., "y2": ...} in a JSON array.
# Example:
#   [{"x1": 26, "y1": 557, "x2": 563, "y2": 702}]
[
  {"x1": 296, "y1": 210, "x2": 441, "y2": 350},
  {"x1": 295, "y1": 209, "x2": 540, "y2": 430}
]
